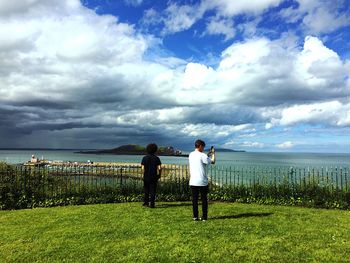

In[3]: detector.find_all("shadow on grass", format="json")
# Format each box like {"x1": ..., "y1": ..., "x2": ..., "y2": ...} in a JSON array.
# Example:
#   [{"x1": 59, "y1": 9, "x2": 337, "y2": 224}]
[
  {"x1": 211, "y1": 212, "x2": 273, "y2": 220},
  {"x1": 154, "y1": 201, "x2": 222, "y2": 209},
  {"x1": 155, "y1": 202, "x2": 193, "y2": 208}
]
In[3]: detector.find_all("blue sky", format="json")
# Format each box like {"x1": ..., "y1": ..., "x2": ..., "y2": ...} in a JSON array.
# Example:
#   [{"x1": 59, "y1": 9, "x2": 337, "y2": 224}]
[{"x1": 0, "y1": 0, "x2": 350, "y2": 152}]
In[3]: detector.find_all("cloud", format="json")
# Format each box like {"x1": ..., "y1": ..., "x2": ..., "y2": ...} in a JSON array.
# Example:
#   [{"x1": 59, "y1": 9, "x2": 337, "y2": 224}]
[
  {"x1": 0, "y1": 0, "x2": 151, "y2": 103},
  {"x1": 0, "y1": 0, "x2": 157, "y2": 145},
  {"x1": 280, "y1": 0, "x2": 350, "y2": 35},
  {"x1": 1, "y1": 0, "x2": 350, "y2": 151},
  {"x1": 240, "y1": 141, "x2": 265, "y2": 148},
  {"x1": 182, "y1": 62, "x2": 215, "y2": 90},
  {"x1": 180, "y1": 123, "x2": 252, "y2": 138},
  {"x1": 169, "y1": 36, "x2": 349, "y2": 107},
  {"x1": 294, "y1": 36, "x2": 349, "y2": 89},
  {"x1": 141, "y1": 8, "x2": 159, "y2": 27},
  {"x1": 204, "y1": 16, "x2": 235, "y2": 41},
  {"x1": 150, "y1": 1, "x2": 348, "y2": 43},
  {"x1": 161, "y1": 3, "x2": 203, "y2": 34},
  {"x1": 279, "y1": 101, "x2": 350, "y2": 127},
  {"x1": 201, "y1": 0, "x2": 283, "y2": 17},
  {"x1": 124, "y1": 0, "x2": 143, "y2": 7},
  {"x1": 276, "y1": 141, "x2": 294, "y2": 149},
  {"x1": 0, "y1": 0, "x2": 40, "y2": 15},
  {"x1": 144, "y1": 0, "x2": 284, "y2": 38}
]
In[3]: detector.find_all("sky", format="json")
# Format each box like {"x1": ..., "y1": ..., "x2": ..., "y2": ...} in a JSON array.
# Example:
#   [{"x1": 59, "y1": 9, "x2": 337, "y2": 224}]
[{"x1": 0, "y1": 0, "x2": 350, "y2": 152}]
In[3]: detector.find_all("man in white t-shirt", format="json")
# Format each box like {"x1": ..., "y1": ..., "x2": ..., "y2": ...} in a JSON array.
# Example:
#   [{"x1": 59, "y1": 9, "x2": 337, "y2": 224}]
[{"x1": 189, "y1": 139, "x2": 215, "y2": 221}]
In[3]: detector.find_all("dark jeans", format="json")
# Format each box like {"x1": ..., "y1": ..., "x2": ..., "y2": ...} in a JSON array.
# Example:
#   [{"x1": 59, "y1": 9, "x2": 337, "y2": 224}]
[
  {"x1": 143, "y1": 180, "x2": 158, "y2": 206},
  {"x1": 191, "y1": 185, "x2": 208, "y2": 219}
]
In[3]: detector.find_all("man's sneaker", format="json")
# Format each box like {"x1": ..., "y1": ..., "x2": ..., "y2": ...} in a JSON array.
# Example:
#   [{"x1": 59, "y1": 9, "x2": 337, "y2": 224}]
[
  {"x1": 193, "y1": 217, "x2": 199, "y2": 221},
  {"x1": 201, "y1": 218, "x2": 207, "y2": 221}
]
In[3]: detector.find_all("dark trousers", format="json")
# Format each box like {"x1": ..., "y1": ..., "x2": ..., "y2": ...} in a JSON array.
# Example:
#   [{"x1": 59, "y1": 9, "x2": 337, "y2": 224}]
[
  {"x1": 144, "y1": 180, "x2": 157, "y2": 206},
  {"x1": 191, "y1": 185, "x2": 208, "y2": 219}
]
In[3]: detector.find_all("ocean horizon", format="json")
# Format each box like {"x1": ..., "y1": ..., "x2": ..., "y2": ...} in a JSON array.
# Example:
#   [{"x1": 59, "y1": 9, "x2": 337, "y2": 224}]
[{"x1": 1, "y1": 149, "x2": 350, "y2": 168}]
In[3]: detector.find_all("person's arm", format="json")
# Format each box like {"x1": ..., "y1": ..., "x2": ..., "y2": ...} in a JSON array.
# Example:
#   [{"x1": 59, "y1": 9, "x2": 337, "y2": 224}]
[
  {"x1": 157, "y1": 165, "x2": 162, "y2": 178},
  {"x1": 208, "y1": 148, "x2": 216, "y2": 164},
  {"x1": 210, "y1": 151, "x2": 215, "y2": 164},
  {"x1": 141, "y1": 156, "x2": 145, "y2": 173}
]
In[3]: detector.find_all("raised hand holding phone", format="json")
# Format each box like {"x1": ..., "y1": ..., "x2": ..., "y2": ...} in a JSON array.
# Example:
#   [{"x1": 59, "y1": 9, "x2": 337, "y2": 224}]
[{"x1": 207, "y1": 146, "x2": 214, "y2": 156}]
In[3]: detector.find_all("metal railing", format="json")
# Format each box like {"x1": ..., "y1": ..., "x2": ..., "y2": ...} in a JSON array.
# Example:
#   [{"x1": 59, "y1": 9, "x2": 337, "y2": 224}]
[
  {"x1": 208, "y1": 165, "x2": 349, "y2": 191},
  {"x1": 1, "y1": 163, "x2": 349, "y2": 209}
]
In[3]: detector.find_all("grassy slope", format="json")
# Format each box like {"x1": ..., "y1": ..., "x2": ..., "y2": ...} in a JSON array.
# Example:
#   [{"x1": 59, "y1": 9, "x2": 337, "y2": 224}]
[{"x1": 1, "y1": 202, "x2": 350, "y2": 262}]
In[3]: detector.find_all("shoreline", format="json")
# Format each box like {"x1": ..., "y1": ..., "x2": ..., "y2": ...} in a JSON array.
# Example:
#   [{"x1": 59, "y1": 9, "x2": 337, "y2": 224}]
[{"x1": 75, "y1": 151, "x2": 189, "y2": 157}]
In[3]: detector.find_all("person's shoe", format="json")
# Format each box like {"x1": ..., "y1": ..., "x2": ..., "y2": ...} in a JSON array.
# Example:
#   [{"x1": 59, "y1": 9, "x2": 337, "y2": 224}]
[
  {"x1": 193, "y1": 217, "x2": 199, "y2": 221},
  {"x1": 201, "y1": 217, "x2": 207, "y2": 221},
  {"x1": 142, "y1": 203, "x2": 149, "y2": 207}
]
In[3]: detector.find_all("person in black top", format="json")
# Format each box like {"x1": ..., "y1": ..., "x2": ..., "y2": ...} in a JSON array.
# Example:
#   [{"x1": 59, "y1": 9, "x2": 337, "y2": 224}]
[{"x1": 141, "y1": 143, "x2": 162, "y2": 208}]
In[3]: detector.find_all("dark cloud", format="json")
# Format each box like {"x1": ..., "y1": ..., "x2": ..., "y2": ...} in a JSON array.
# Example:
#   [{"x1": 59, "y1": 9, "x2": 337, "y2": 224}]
[
  {"x1": 194, "y1": 104, "x2": 264, "y2": 125},
  {"x1": 10, "y1": 99, "x2": 73, "y2": 110}
]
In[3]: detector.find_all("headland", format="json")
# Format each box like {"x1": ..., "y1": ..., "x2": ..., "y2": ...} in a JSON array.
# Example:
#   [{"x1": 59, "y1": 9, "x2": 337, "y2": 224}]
[{"x1": 76, "y1": 144, "x2": 188, "y2": 157}]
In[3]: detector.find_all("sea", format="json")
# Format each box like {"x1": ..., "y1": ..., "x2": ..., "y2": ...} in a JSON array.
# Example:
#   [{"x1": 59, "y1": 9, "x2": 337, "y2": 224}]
[{"x1": 1, "y1": 150, "x2": 350, "y2": 168}]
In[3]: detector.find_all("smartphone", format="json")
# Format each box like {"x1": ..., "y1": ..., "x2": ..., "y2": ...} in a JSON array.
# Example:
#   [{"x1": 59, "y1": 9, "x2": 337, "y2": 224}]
[{"x1": 208, "y1": 146, "x2": 214, "y2": 156}]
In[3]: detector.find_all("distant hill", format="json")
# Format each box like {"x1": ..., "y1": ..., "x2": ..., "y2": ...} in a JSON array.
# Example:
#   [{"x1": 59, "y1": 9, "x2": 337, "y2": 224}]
[
  {"x1": 77, "y1": 144, "x2": 187, "y2": 156},
  {"x1": 216, "y1": 148, "x2": 245, "y2": 152}
]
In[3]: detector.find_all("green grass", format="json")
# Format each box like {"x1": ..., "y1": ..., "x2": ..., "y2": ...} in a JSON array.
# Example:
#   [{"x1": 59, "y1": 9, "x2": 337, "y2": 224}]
[{"x1": 1, "y1": 202, "x2": 350, "y2": 262}]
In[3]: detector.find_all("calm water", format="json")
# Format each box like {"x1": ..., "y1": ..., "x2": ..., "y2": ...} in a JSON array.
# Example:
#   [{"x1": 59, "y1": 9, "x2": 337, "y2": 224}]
[{"x1": 1, "y1": 150, "x2": 350, "y2": 168}]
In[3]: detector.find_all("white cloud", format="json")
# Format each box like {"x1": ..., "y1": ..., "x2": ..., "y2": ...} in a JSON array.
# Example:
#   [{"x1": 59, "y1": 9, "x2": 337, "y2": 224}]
[
  {"x1": 180, "y1": 123, "x2": 252, "y2": 138},
  {"x1": 280, "y1": 0, "x2": 350, "y2": 35},
  {"x1": 201, "y1": 0, "x2": 283, "y2": 17},
  {"x1": 0, "y1": 0, "x2": 150, "y2": 105},
  {"x1": 182, "y1": 62, "x2": 215, "y2": 90},
  {"x1": 302, "y1": 7, "x2": 349, "y2": 34},
  {"x1": 219, "y1": 38, "x2": 271, "y2": 70},
  {"x1": 240, "y1": 141, "x2": 265, "y2": 148},
  {"x1": 148, "y1": 0, "x2": 283, "y2": 37},
  {"x1": 279, "y1": 6, "x2": 303, "y2": 24},
  {"x1": 124, "y1": 0, "x2": 143, "y2": 7},
  {"x1": 276, "y1": 141, "x2": 294, "y2": 149},
  {"x1": 279, "y1": 101, "x2": 350, "y2": 127},
  {"x1": 147, "y1": 35, "x2": 350, "y2": 109},
  {"x1": 205, "y1": 16, "x2": 235, "y2": 41},
  {"x1": 0, "y1": 0, "x2": 40, "y2": 15},
  {"x1": 265, "y1": 123, "x2": 273, "y2": 129},
  {"x1": 115, "y1": 107, "x2": 187, "y2": 126},
  {"x1": 142, "y1": 8, "x2": 159, "y2": 26},
  {"x1": 237, "y1": 133, "x2": 257, "y2": 138},
  {"x1": 294, "y1": 36, "x2": 348, "y2": 88},
  {"x1": 161, "y1": 3, "x2": 203, "y2": 34}
]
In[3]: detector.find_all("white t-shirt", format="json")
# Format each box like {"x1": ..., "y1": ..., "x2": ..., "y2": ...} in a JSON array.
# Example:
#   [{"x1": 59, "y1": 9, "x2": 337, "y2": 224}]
[{"x1": 189, "y1": 150, "x2": 212, "y2": 186}]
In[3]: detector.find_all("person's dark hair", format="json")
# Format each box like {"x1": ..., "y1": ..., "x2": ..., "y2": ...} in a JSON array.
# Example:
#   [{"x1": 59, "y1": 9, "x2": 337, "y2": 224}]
[
  {"x1": 146, "y1": 143, "x2": 158, "y2": 154},
  {"x1": 195, "y1": 139, "x2": 206, "y2": 149}
]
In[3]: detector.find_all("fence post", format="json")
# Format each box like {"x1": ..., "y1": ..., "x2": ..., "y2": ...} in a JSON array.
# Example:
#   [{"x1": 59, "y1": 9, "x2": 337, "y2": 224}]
[
  {"x1": 120, "y1": 167, "x2": 123, "y2": 188},
  {"x1": 335, "y1": 167, "x2": 338, "y2": 191},
  {"x1": 340, "y1": 168, "x2": 343, "y2": 191},
  {"x1": 345, "y1": 168, "x2": 348, "y2": 192}
]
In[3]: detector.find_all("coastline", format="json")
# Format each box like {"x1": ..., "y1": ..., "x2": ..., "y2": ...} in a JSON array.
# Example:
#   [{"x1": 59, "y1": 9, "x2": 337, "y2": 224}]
[
  {"x1": 2, "y1": 150, "x2": 350, "y2": 168},
  {"x1": 75, "y1": 151, "x2": 189, "y2": 157}
]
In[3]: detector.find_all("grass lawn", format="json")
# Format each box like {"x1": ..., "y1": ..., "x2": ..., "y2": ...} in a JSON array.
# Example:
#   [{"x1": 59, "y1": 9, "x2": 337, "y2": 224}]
[{"x1": 1, "y1": 202, "x2": 350, "y2": 263}]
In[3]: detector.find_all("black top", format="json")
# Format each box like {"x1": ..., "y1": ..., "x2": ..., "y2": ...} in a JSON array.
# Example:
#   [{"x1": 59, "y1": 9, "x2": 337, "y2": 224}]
[{"x1": 141, "y1": 154, "x2": 161, "y2": 182}]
